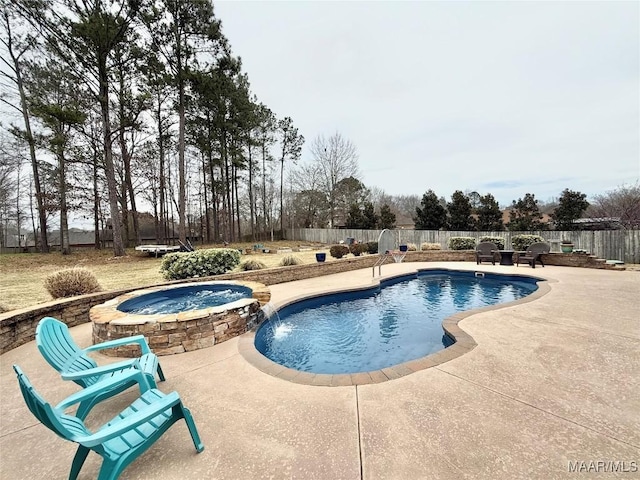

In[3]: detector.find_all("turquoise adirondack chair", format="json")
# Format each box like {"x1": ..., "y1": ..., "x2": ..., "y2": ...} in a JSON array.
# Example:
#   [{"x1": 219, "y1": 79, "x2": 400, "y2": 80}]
[
  {"x1": 14, "y1": 365, "x2": 204, "y2": 480},
  {"x1": 36, "y1": 316, "x2": 165, "y2": 419}
]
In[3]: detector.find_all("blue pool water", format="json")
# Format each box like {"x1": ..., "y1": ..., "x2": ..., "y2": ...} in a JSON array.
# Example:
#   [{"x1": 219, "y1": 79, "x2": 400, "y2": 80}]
[
  {"x1": 255, "y1": 270, "x2": 538, "y2": 374},
  {"x1": 117, "y1": 284, "x2": 252, "y2": 315}
]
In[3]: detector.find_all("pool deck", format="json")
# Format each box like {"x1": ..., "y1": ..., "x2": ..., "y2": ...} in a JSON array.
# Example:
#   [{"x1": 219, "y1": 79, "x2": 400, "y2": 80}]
[{"x1": 1, "y1": 262, "x2": 639, "y2": 479}]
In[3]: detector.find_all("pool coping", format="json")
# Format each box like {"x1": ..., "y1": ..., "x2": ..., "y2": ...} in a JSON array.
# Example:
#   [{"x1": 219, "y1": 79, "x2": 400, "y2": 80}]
[{"x1": 238, "y1": 267, "x2": 552, "y2": 386}]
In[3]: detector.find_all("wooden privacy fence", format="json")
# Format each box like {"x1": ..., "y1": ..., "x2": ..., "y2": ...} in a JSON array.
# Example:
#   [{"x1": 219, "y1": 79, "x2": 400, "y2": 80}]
[{"x1": 286, "y1": 228, "x2": 640, "y2": 264}]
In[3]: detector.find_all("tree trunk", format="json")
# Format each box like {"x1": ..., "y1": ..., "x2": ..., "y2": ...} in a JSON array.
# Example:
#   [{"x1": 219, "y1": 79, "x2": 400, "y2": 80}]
[
  {"x1": 98, "y1": 53, "x2": 125, "y2": 257},
  {"x1": 157, "y1": 95, "x2": 166, "y2": 244},
  {"x1": 177, "y1": 76, "x2": 187, "y2": 243},
  {"x1": 29, "y1": 179, "x2": 37, "y2": 251},
  {"x1": 223, "y1": 132, "x2": 232, "y2": 242},
  {"x1": 280, "y1": 155, "x2": 285, "y2": 236},
  {"x1": 201, "y1": 152, "x2": 210, "y2": 243},
  {"x1": 93, "y1": 147, "x2": 101, "y2": 249},
  {"x1": 234, "y1": 163, "x2": 241, "y2": 240},
  {"x1": 152, "y1": 182, "x2": 160, "y2": 242},
  {"x1": 120, "y1": 129, "x2": 140, "y2": 245},
  {"x1": 248, "y1": 141, "x2": 255, "y2": 240},
  {"x1": 59, "y1": 151, "x2": 70, "y2": 255},
  {"x1": 208, "y1": 150, "x2": 219, "y2": 241},
  {"x1": 12, "y1": 45, "x2": 48, "y2": 252}
]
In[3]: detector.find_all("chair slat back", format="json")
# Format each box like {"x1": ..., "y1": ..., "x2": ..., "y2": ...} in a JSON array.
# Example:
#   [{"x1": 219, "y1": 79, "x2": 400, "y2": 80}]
[
  {"x1": 13, "y1": 365, "x2": 89, "y2": 442},
  {"x1": 527, "y1": 242, "x2": 550, "y2": 255},
  {"x1": 36, "y1": 317, "x2": 99, "y2": 387},
  {"x1": 477, "y1": 242, "x2": 498, "y2": 255}
]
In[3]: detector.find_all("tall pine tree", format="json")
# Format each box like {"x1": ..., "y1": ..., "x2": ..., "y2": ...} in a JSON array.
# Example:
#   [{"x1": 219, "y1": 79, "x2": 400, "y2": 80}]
[{"x1": 414, "y1": 190, "x2": 447, "y2": 230}]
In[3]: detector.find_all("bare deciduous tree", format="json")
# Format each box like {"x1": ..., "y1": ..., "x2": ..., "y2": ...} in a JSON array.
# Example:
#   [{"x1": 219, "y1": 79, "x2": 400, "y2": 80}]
[
  {"x1": 309, "y1": 132, "x2": 360, "y2": 227},
  {"x1": 588, "y1": 182, "x2": 640, "y2": 228}
]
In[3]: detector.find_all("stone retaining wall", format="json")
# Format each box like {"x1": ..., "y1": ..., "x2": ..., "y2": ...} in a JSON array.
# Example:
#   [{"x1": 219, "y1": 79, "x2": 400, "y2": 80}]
[
  {"x1": 92, "y1": 299, "x2": 265, "y2": 356},
  {"x1": 0, "y1": 289, "x2": 133, "y2": 355},
  {"x1": 0, "y1": 250, "x2": 620, "y2": 354},
  {"x1": 540, "y1": 253, "x2": 622, "y2": 269}
]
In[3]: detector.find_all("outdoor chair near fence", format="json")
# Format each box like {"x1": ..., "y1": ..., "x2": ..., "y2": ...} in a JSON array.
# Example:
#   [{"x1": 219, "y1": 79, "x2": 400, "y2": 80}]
[
  {"x1": 516, "y1": 242, "x2": 550, "y2": 268},
  {"x1": 476, "y1": 242, "x2": 499, "y2": 265}
]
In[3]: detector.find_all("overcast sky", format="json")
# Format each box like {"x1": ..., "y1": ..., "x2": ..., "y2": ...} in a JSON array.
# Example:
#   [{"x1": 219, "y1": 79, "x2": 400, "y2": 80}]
[{"x1": 215, "y1": 0, "x2": 639, "y2": 207}]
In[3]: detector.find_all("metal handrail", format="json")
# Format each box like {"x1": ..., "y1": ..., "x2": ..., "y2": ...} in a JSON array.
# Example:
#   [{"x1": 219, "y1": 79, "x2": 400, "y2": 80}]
[{"x1": 372, "y1": 254, "x2": 391, "y2": 277}]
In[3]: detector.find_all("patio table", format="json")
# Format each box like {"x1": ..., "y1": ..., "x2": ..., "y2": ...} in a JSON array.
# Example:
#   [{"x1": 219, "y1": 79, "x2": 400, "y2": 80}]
[{"x1": 498, "y1": 250, "x2": 515, "y2": 266}]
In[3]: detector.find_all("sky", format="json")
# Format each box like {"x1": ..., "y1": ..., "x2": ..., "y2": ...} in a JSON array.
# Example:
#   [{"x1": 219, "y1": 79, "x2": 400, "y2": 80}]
[{"x1": 215, "y1": 0, "x2": 640, "y2": 207}]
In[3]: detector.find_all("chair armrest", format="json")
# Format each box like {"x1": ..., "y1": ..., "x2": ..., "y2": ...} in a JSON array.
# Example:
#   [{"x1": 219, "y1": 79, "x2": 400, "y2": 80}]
[
  {"x1": 61, "y1": 358, "x2": 139, "y2": 380},
  {"x1": 55, "y1": 369, "x2": 148, "y2": 411},
  {"x1": 79, "y1": 391, "x2": 181, "y2": 446},
  {"x1": 84, "y1": 335, "x2": 151, "y2": 355}
]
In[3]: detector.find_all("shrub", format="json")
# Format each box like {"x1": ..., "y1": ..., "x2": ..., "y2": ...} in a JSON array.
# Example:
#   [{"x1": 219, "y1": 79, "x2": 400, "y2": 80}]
[
  {"x1": 160, "y1": 248, "x2": 241, "y2": 280},
  {"x1": 366, "y1": 241, "x2": 378, "y2": 254},
  {"x1": 279, "y1": 254, "x2": 302, "y2": 266},
  {"x1": 421, "y1": 242, "x2": 441, "y2": 251},
  {"x1": 330, "y1": 244, "x2": 350, "y2": 259},
  {"x1": 239, "y1": 259, "x2": 267, "y2": 271},
  {"x1": 349, "y1": 243, "x2": 367, "y2": 256},
  {"x1": 406, "y1": 243, "x2": 418, "y2": 251},
  {"x1": 512, "y1": 234, "x2": 545, "y2": 252},
  {"x1": 479, "y1": 236, "x2": 506, "y2": 250},
  {"x1": 44, "y1": 267, "x2": 102, "y2": 299},
  {"x1": 448, "y1": 237, "x2": 476, "y2": 250}
]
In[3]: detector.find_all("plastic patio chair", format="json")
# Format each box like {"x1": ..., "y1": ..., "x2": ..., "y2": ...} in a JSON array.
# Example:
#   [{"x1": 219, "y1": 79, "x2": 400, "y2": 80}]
[
  {"x1": 13, "y1": 365, "x2": 204, "y2": 480},
  {"x1": 476, "y1": 242, "x2": 499, "y2": 265},
  {"x1": 36, "y1": 316, "x2": 165, "y2": 419},
  {"x1": 515, "y1": 242, "x2": 551, "y2": 268}
]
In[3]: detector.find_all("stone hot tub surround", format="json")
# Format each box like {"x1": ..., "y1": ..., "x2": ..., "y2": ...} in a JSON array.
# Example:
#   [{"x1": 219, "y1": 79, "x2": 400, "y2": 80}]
[{"x1": 91, "y1": 280, "x2": 270, "y2": 356}]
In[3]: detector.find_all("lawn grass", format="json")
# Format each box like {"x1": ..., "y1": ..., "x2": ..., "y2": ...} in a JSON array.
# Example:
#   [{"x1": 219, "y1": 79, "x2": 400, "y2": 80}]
[{"x1": 0, "y1": 241, "x2": 331, "y2": 312}]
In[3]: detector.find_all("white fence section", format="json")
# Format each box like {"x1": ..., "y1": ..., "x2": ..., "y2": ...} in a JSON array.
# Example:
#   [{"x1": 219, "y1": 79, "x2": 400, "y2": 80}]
[{"x1": 286, "y1": 228, "x2": 640, "y2": 264}]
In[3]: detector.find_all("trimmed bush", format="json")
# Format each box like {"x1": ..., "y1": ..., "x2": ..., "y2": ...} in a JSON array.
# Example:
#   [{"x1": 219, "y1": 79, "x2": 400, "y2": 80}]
[
  {"x1": 448, "y1": 237, "x2": 476, "y2": 250},
  {"x1": 279, "y1": 255, "x2": 302, "y2": 266},
  {"x1": 44, "y1": 267, "x2": 102, "y2": 299},
  {"x1": 406, "y1": 243, "x2": 418, "y2": 251},
  {"x1": 479, "y1": 236, "x2": 506, "y2": 250},
  {"x1": 421, "y1": 242, "x2": 441, "y2": 251},
  {"x1": 330, "y1": 244, "x2": 350, "y2": 259},
  {"x1": 512, "y1": 234, "x2": 545, "y2": 252},
  {"x1": 239, "y1": 259, "x2": 267, "y2": 271},
  {"x1": 160, "y1": 248, "x2": 241, "y2": 280},
  {"x1": 366, "y1": 241, "x2": 378, "y2": 254},
  {"x1": 349, "y1": 243, "x2": 367, "y2": 256}
]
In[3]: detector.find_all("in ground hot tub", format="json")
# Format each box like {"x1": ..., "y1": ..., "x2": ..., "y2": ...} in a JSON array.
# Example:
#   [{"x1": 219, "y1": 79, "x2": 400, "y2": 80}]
[
  {"x1": 91, "y1": 280, "x2": 270, "y2": 356},
  {"x1": 117, "y1": 283, "x2": 254, "y2": 315}
]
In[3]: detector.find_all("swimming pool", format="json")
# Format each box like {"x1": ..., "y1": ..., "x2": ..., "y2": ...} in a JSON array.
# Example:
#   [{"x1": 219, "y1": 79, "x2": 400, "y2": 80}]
[{"x1": 255, "y1": 270, "x2": 538, "y2": 374}]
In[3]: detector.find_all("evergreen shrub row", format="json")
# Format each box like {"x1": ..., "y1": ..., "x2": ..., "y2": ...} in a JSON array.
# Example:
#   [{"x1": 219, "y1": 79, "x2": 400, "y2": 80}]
[
  {"x1": 160, "y1": 248, "x2": 241, "y2": 280},
  {"x1": 329, "y1": 245, "x2": 350, "y2": 259},
  {"x1": 479, "y1": 236, "x2": 506, "y2": 250},
  {"x1": 349, "y1": 243, "x2": 367, "y2": 256},
  {"x1": 447, "y1": 237, "x2": 476, "y2": 250},
  {"x1": 511, "y1": 234, "x2": 545, "y2": 251}
]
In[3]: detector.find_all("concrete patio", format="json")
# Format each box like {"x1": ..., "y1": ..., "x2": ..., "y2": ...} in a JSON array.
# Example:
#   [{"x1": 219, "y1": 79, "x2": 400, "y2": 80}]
[{"x1": 1, "y1": 262, "x2": 638, "y2": 479}]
